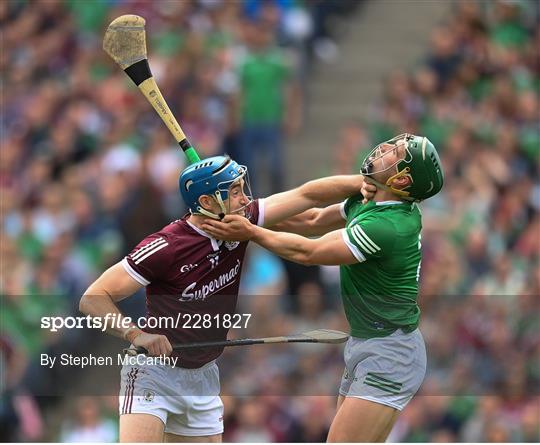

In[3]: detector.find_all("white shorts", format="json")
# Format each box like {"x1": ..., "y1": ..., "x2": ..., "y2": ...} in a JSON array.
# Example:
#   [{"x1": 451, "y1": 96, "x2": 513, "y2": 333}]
[
  {"x1": 339, "y1": 328, "x2": 427, "y2": 411},
  {"x1": 119, "y1": 358, "x2": 224, "y2": 436}
]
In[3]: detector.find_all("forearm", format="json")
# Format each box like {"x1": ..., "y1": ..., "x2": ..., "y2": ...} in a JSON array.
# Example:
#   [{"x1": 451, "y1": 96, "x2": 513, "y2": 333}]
[
  {"x1": 299, "y1": 175, "x2": 363, "y2": 206},
  {"x1": 264, "y1": 175, "x2": 364, "y2": 227},
  {"x1": 269, "y1": 208, "x2": 345, "y2": 237},
  {"x1": 201, "y1": 215, "x2": 356, "y2": 266},
  {"x1": 251, "y1": 225, "x2": 315, "y2": 265},
  {"x1": 268, "y1": 209, "x2": 319, "y2": 236},
  {"x1": 79, "y1": 290, "x2": 139, "y2": 340},
  {"x1": 79, "y1": 262, "x2": 145, "y2": 340}
]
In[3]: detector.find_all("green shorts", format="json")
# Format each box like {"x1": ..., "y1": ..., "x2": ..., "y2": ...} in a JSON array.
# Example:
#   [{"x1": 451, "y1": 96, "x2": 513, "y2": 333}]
[{"x1": 339, "y1": 328, "x2": 426, "y2": 411}]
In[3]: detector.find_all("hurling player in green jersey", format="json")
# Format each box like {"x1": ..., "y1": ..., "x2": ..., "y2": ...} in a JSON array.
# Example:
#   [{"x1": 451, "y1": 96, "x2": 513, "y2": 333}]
[{"x1": 202, "y1": 134, "x2": 444, "y2": 442}]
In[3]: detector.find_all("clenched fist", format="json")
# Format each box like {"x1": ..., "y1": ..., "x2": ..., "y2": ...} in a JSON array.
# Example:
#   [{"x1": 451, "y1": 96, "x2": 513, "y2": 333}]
[
  {"x1": 132, "y1": 332, "x2": 173, "y2": 357},
  {"x1": 361, "y1": 179, "x2": 377, "y2": 204}
]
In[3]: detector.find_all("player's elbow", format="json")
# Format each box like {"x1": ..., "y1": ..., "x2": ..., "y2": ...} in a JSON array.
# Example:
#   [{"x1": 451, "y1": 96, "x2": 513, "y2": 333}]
[
  {"x1": 300, "y1": 257, "x2": 316, "y2": 266},
  {"x1": 79, "y1": 293, "x2": 92, "y2": 315},
  {"x1": 299, "y1": 180, "x2": 323, "y2": 206},
  {"x1": 288, "y1": 240, "x2": 320, "y2": 266},
  {"x1": 294, "y1": 251, "x2": 317, "y2": 266},
  {"x1": 310, "y1": 208, "x2": 328, "y2": 229},
  {"x1": 79, "y1": 283, "x2": 102, "y2": 315},
  {"x1": 289, "y1": 209, "x2": 319, "y2": 235}
]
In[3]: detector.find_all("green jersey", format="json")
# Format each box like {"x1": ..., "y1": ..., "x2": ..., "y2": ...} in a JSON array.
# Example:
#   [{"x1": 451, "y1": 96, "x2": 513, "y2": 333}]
[
  {"x1": 340, "y1": 196, "x2": 423, "y2": 338},
  {"x1": 239, "y1": 49, "x2": 290, "y2": 124}
]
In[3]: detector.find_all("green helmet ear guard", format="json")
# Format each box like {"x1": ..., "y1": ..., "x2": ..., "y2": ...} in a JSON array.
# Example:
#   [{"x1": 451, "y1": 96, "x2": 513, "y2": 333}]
[
  {"x1": 399, "y1": 134, "x2": 444, "y2": 201},
  {"x1": 361, "y1": 133, "x2": 444, "y2": 202}
]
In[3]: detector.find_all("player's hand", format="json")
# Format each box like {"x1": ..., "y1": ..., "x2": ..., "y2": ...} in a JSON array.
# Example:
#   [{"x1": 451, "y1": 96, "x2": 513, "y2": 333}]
[
  {"x1": 132, "y1": 332, "x2": 173, "y2": 357},
  {"x1": 361, "y1": 179, "x2": 377, "y2": 204},
  {"x1": 201, "y1": 215, "x2": 254, "y2": 241}
]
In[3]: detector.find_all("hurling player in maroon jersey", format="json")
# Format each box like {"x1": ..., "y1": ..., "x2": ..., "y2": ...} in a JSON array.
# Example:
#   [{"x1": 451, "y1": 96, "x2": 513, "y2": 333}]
[{"x1": 80, "y1": 155, "x2": 375, "y2": 442}]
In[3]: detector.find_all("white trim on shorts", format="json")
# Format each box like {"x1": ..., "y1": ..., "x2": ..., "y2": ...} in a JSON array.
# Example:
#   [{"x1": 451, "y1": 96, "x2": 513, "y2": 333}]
[
  {"x1": 120, "y1": 409, "x2": 166, "y2": 424},
  {"x1": 338, "y1": 393, "x2": 404, "y2": 411}
]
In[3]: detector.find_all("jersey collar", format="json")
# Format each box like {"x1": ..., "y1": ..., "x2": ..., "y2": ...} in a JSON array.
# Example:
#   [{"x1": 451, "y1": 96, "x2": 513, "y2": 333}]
[
  {"x1": 186, "y1": 220, "x2": 222, "y2": 251},
  {"x1": 375, "y1": 200, "x2": 404, "y2": 205}
]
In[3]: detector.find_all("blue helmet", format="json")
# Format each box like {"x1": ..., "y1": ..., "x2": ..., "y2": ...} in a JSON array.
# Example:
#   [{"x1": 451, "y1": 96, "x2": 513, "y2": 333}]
[{"x1": 179, "y1": 155, "x2": 251, "y2": 219}]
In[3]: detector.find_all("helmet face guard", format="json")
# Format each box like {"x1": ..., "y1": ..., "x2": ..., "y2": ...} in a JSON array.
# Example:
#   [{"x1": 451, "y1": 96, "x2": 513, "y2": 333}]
[
  {"x1": 361, "y1": 133, "x2": 444, "y2": 202},
  {"x1": 361, "y1": 134, "x2": 413, "y2": 177},
  {"x1": 214, "y1": 166, "x2": 254, "y2": 219}
]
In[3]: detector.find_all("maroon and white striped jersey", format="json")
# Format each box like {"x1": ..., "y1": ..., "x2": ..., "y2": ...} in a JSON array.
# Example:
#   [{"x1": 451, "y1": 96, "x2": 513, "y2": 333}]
[{"x1": 121, "y1": 199, "x2": 264, "y2": 368}]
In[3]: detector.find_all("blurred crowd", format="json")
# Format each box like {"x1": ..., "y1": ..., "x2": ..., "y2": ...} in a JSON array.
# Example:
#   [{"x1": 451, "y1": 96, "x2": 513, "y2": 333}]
[{"x1": 1, "y1": 0, "x2": 539, "y2": 442}]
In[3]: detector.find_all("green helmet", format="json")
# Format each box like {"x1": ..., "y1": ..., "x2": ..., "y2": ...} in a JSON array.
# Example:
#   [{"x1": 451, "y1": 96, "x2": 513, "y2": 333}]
[{"x1": 361, "y1": 133, "x2": 444, "y2": 201}]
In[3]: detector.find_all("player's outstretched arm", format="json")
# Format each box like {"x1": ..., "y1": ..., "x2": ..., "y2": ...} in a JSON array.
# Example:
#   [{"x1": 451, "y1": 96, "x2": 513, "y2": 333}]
[
  {"x1": 202, "y1": 215, "x2": 357, "y2": 266},
  {"x1": 268, "y1": 204, "x2": 345, "y2": 237},
  {"x1": 79, "y1": 263, "x2": 172, "y2": 356},
  {"x1": 262, "y1": 175, "x2": 373, "y2": 227}
]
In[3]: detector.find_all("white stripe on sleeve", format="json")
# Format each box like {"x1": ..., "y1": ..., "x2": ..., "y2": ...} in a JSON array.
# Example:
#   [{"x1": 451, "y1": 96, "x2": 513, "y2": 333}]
[
  {"x1": 341, "y1": 229, "x2": 366, "y2": 263},
  {"x1": 351, "y1": 226, "x2": 376, "y2": 254},
  {"x1": 134, "y1": 241, "x2": 168, "y2": 265},
  {"x1": 121, "y1": 258, "x2": 150, "y2": 286},
  {"x1": 131, "y1": 238, "x2": 165, "y2": 261},
  {"x1": 356, "y1": 226, "x2": 381, "y2": 251}
]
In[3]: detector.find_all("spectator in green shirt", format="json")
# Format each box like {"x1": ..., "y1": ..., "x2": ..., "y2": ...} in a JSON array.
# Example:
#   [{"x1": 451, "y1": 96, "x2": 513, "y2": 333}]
[{"x1": 236, "y1": 19, "x2": 302, "y2": 195}]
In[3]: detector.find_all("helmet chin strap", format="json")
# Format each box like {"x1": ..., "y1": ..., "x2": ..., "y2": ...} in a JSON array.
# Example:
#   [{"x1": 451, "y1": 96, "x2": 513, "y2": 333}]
[
  {"x1": 365, "y1": 167, "x2": 416, "y2": 202},
  {"x1": 196, "y1": 190, "x2": 228, "y2": 220}
]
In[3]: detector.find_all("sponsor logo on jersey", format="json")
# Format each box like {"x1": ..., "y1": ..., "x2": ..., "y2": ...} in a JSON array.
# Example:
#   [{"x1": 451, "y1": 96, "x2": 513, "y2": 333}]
[
  {"x1": 180, "y1": 260, "x2": 241, "y2": 302},
  {"x1": 180, "y1": 263, "x2": 198, "y2": 273},
  {"x1": 224, "y1": 241, "x2": 240, "y2": 251}
]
